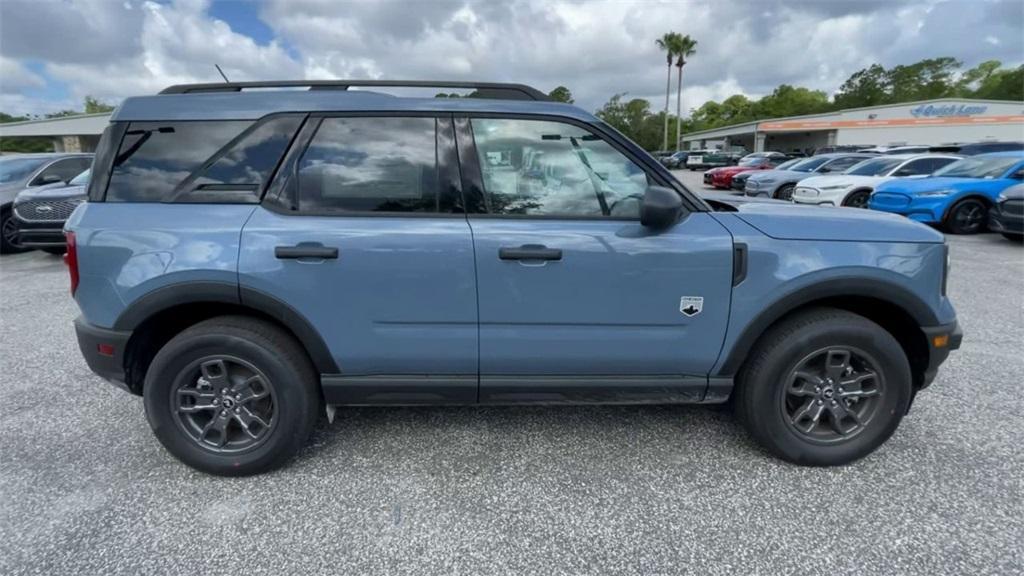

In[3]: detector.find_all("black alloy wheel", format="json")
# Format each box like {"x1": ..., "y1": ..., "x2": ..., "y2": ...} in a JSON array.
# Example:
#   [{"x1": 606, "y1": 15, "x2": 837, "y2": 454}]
[
  {"x1": 945, "y1": 199, "x2": 987, "y2": 234},
  {"x1": 171, "y1": 356, "x2": 277, "y2": 453},
  {"x1": 843, "y1": 190, "x2": 870, "y2": 209},
  {"x1": 782, "y1": 347, "x2": 883, "y2": 442}
]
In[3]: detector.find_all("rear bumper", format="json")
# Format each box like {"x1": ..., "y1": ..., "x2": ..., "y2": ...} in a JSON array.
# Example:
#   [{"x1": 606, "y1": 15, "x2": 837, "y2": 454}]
[
  {"x1": 74, "y1": 316, "x2": 134, "y2": 394},
  {"x1": 920, "y1": 321, "x2": 963, "y2": 389}
]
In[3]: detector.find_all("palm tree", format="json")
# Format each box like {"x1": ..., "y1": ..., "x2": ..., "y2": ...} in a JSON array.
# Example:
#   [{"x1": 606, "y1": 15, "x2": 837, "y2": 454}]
[
  {"x1": 655, "y1": 32, "x2": 680, "y2": 151},
  {"x1": 673, "y1": 35, "x2": 698, "y2": 151}
]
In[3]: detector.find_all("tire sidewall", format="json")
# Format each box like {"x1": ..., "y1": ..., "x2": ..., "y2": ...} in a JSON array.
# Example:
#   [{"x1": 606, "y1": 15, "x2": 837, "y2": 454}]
[
  {"x1": 746, "y1": 320, "x2": 911, "y2": 465},
  {"x1": 843, "y1": 190, "x2": 870, "y2": 208},
  {"x1": 945, "y1": 199, "x2": 987, "y2": 234},
  {"x1": 774, "y1": 184, "x2": 795, "y2": 200},
  {"x1": 144, "y1": 332, "x2": 316, "y2": 475}
]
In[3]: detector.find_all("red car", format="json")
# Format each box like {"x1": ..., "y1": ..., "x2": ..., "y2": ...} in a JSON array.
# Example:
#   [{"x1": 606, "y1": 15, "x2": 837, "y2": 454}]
[{"x1": 704, "y1": 156, "x2": 788, "y2": 189}]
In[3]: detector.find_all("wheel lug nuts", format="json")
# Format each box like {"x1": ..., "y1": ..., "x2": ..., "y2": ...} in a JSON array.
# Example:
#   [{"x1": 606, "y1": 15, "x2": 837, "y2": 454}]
[
  {"x1": 234, "y1": 407, "x2": 240, "y2": 413},
  {"x1": 220, "y1": 410, "x2": 227, "y2": 416},
  {"x1": 213, "y1": 398, "x2": 220, "y2": 405}
]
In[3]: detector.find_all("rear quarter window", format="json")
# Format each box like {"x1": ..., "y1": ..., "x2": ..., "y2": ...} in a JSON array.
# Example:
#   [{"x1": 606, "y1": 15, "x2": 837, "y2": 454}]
[{"x1": 105, "y1": 116, "x2": 302, "y2": 203}]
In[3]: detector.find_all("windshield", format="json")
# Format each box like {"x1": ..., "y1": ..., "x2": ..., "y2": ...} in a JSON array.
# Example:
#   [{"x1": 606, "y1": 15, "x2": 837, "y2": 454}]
[
  {"x1": 0, "y1": 157, "x2": 48, "y2": 184},
  {"x1": 788, "y1": 157, "x2": 830, "y2": 172},
  {"x1": 845, "y1": 158, "x2": 904, "y2": 176},
  {"x1": 738, "y1": 157, "x2": 766, "y2": 167},
  {"x1": 775, "y1": 158, "x2": 801, "y2": 170},
  {"x1": 933, "y1": 156, "x2": 1020, "y2": 179},
  {"x1": 69, "y1": 168, "x2": 91, "y2": 186}
]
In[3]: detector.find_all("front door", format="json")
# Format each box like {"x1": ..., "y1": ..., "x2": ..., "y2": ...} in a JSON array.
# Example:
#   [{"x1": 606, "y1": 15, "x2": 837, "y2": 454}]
[
  {"x1": 239, "y1": 115, "x2": 478, "y2": 404},
  {"x1": 460, "y1": 117, "x2": 734, "y2": 403}
]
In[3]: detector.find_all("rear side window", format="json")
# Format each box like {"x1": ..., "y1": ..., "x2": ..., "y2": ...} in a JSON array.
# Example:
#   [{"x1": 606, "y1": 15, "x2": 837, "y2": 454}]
[
  {"x1": 106, "y1": 116, "x2": 301, "y2": 202},
  {"x1": 296, "y1": 117, "x2": 439, "y2": 213}
]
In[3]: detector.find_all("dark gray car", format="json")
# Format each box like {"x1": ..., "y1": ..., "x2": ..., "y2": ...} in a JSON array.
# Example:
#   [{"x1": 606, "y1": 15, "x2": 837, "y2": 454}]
[
  {"x1": 743, "y1": 153, "x2": 874, "y2": 200},
  {"x1": 0, "y1": 153, "x2": 93, "y2": 253}
]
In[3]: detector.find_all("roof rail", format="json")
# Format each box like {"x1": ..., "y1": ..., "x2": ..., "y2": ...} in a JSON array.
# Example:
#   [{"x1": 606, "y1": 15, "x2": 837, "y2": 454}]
[{"x1": 159, "y1": 80, "x2": 551, "y2": 101}]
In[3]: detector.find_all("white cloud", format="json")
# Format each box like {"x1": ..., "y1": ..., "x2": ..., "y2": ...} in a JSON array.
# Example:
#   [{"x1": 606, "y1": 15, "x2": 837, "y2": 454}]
[{"x1": 0, "y1": 0, "x2": 1021, "y2": 118}]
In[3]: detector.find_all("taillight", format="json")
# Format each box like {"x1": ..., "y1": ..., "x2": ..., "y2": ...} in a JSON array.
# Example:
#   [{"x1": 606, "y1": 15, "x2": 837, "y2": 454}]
[{"x1": 64, "y1": 231, "x2": 79, "y2": 295}]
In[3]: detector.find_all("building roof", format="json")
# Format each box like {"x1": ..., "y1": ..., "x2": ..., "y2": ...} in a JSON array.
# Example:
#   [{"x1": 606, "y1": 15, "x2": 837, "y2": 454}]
[{"x1": 0, "y1": 113, "x2": 112, "y2": 138}]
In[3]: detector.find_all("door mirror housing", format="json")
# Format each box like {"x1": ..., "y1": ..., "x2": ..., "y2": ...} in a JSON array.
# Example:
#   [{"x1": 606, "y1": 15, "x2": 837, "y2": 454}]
[
  {"x1": 35, "y1": 174, "x2": 64, "y2": 186},
  {"x1": 641, "y1": 185, "x2": 683, "y2": 229}
]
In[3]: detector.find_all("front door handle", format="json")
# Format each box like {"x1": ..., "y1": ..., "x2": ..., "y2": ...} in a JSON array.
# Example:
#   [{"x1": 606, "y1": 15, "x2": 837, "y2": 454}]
[
  {"x1": 275, "y1": 244, "x2": 339, "y2": 260},
  {"x1": 499, "y1": 244, "x2": 562, "y2": 261}
]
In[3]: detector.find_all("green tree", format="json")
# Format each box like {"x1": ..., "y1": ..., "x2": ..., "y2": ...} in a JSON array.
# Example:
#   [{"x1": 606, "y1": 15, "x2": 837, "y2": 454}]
[
  {"x1": 833, "y1": 63, "x2": 889, "y2": 109},
  {"x1": 547, "y1": 86, "x2": 574, "y2": 103},
  {"x1": 672, "y1": 35, "x2": 697, "y2": 151},
  {"x1": 84, "y1": 95, "x2": 114, "y2": 114}
]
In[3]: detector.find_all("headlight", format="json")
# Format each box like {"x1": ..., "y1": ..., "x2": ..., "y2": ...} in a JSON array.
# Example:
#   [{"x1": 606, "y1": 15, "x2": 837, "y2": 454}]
[
  {"x1": 918, "y1": 189, "x2": 955, "y2": 197},
  {"x1": 819, "y1": 184, "x2": 850, "y2": 191}
]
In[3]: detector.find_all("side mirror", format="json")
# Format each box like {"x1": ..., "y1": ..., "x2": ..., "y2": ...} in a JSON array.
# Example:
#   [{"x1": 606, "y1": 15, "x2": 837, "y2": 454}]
[
  {"x1": 641, "y1": 185, "x2": 683, "y2": 229},
  {"x1": 35, "y1": 174, "x2": 64, "y2": 186}
]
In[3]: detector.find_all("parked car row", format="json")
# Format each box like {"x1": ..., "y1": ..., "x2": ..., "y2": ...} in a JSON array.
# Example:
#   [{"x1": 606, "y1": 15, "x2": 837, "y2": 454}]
[
  {"x1": 813, "y1": 141, "x2": 1023, "y2": 156},
  {"x1": 0, "y1": 153, "x2": 92, "y2": 254},
  {"x1": 740, "y1": 151, "x2": 1024, "y2": 240}
]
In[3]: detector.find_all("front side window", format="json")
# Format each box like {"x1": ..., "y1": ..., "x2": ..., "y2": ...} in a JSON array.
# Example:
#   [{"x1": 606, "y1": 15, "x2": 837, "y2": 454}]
[
  {"x1": 471, "y1": 118, "x2": 650, "y2": 218},
  {"x1": 296, "y1": 117, "x2": 439, "y2": 213},
  {"x1": 846, "y1": 158, "x2": 902, "y2": 176},
  {"x1": 897, "y1": 158, "x2": 957, "y2": 176},
  {"x1": 789, "y1": 157, "x2": 830, "y2": 172},
  {"x1": 34, "y1": 157, "x2": 92, "y2": 185},
  {"x1": 0, "y1": 157, "x2": 48, "y2": 184},
  {"x1": 820, "y1": 156, "x2": 863, "y2": 173}
]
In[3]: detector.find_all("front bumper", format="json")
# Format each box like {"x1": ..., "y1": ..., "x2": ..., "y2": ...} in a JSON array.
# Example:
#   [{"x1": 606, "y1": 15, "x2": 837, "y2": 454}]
[
  {"x1": 12, "y1": 213, "x2": 69, "y2": 247},
  {"x1": 869, "y1": 192, "x2": 946, "y2": 223},
  {"x1": 920, "y1": 321, "x2": 963, "y2": 389},
  {"x1": 988, "y1": 201, "x2": 1024, "y2": 235},
  {"x1": 74, "y1": 316, "x2": 134, "y2": 394}
]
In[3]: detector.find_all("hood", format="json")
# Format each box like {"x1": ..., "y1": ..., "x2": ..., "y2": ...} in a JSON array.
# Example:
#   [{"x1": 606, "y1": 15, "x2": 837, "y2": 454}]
[
  {"x1": 874, "y1": 176, "x2": 990, "y2": 195},
  {"x1": 707, "y1": 196, "x2": 944, "y2": 243},
  {"x1": 798, "y1": 174, "x2": 881, "y2": 190},
  {"x1": 746, "y1": 169, "x2": 809, "y2": 182},
  {"x1": 14, "y1": 184, "x2": 88, "y2": 203}
]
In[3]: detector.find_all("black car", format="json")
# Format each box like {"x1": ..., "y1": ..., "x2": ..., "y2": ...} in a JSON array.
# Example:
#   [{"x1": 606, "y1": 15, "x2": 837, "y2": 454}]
[
  {"x1": 953, "y1": 141, "x2": 1024, "y2": 156},
  {"x1": 12, "y1": 168, "x2": 89, "y2": 253},
  {"x1": 988, "y1": 183, "x2": 1024, "y2": 242}
]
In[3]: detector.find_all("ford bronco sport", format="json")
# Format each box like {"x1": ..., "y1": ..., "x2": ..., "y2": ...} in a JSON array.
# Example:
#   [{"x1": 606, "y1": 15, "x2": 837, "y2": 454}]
[{"x1": 67, "y1": 81, "x2": 961, "y2": 475}]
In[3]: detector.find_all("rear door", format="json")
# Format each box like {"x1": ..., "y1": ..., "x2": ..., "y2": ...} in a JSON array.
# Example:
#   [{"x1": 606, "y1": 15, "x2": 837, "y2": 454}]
[
  {"x1": 239, "y1": 115, "x2": 479, "y2": 404},
  {"x1": 457, "y1": 117, "x2": 734, "y2": 403}
]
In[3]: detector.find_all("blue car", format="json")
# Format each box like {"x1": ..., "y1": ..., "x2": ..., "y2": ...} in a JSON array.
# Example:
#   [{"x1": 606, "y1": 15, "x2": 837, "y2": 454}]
[
  {"x1": 67, "y1": 80, "x2": 961, "y2": 475},
  {"x1": 870, "y1": 151, "x2": 1024, "y2": 234}
]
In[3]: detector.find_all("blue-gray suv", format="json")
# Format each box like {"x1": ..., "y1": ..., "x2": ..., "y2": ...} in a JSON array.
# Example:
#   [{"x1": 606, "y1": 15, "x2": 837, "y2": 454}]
[{"x1": 67, "y1": 81, "x2": 962, "y2": 475}]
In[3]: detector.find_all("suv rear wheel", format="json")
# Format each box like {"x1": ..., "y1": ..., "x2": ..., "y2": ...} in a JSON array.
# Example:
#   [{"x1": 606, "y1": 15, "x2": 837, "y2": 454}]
[
  {"x1": 735, "y1": 308, "x2": 911, "y2": 466},
  {"x1": 143, "y1": 316, "x2": 320, "y2": 476}
]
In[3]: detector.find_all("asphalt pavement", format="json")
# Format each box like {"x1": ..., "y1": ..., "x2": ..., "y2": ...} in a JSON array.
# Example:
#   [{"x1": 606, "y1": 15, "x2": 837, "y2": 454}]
[{"x1": 1, "y1": 192, "x2": 1021, "y2": 575}]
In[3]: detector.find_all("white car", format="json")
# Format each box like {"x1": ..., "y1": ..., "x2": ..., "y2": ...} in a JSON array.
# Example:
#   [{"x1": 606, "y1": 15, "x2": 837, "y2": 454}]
[{"x1": 792, "y1": 153, "x2": 962, "y2": 208}]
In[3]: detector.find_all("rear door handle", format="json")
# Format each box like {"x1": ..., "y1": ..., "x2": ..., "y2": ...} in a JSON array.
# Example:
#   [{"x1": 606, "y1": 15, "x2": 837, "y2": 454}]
[
  {"x1": 275, "y1": 244, "x2": 339, "y2": 260},
  {"x1": 499, "y1": 244, "x2": 562, "y2": 261}
]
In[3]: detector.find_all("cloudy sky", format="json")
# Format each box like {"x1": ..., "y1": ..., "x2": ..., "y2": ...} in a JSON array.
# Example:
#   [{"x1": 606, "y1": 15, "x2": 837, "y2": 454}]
[{"x1": 1, "y1": 0, "x2": 1021, "y2": 117}]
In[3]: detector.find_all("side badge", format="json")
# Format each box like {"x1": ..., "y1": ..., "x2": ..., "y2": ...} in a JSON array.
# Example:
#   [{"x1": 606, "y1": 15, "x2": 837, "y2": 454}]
[{"x1": 680, "y1": 296, "x2": 703, "y2": 317}]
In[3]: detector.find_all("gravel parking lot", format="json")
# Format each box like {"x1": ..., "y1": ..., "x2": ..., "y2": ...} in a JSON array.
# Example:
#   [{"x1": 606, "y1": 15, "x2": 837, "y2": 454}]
[{"x1": 1, "y1": 197, "x2": 1021, "y2": 575}]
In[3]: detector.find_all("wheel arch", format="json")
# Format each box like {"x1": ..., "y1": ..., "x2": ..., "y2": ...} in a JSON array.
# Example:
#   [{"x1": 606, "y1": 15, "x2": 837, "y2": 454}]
[
  {"x1": 115, "y1": 282, "x2": 337, "y2": 394},
  {"x1": 941, "y1": 192, "x2": 992, "y2": 222},
  {"x1": 841, "y1": 187, "x2": 873, "y2": 205},
  {"x1": 717, "y1": 278, "x2": 936, "y2": 390}
]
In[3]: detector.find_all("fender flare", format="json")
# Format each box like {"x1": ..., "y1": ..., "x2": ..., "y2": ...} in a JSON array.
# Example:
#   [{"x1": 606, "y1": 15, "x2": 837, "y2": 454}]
[
  {"x1": 716, "y1": 276, "x2": 939, "y2": 377},
  {"x1": 113, "y1": 281, "x2": 339, "y2": 374}
]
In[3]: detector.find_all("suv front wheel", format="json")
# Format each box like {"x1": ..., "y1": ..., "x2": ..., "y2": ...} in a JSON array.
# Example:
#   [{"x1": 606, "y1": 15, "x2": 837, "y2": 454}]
[
  {"x1": 735, "y1": 308, "x2": 911, "y2": 466},
  {"x1": 143, "y1": 316, "x2": 321, "y2": 476}
]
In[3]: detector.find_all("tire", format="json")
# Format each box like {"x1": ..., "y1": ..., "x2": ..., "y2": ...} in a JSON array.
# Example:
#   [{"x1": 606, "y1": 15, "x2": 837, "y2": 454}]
[
  {"x1": 42, "y1": 247, "x2": 66, "y2": 255},
  {"x1": 773, "y1": 184, "x2": 795, "y2": 201},
  {"x1": 1002, "y1": 232, "x2": 1024, "y2": 243},
  {"x1": 943, "y1": 198, "x2": 987, "y2": 234},
  {"x1": 843, "y1": 190, "x2": 871, "y2": 209},
  {"x1": 143, "y1": 316, "x2": 321, "y2": 476},
  {"x1": 1, "y1": 207, "x2": 30, "y2": 255},
  {"x1": 734, "y1": 307, "x2": 911, "y2": 466}
]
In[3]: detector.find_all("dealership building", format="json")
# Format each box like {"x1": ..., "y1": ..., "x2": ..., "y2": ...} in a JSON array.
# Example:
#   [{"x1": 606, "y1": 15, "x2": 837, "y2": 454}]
[{"x1": 681, "y1": 98, "x2": 1024, "y2": 154}]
